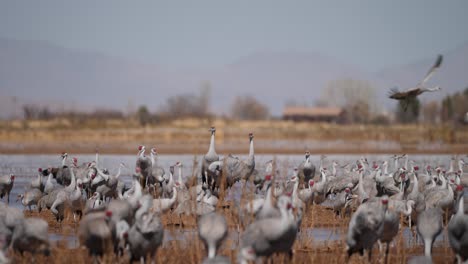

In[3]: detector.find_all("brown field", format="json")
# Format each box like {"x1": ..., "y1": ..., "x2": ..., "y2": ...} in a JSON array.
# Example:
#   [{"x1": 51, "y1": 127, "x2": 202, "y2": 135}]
[{"x1": 0, "y1": 118, "x2": 467, "y2": 154}]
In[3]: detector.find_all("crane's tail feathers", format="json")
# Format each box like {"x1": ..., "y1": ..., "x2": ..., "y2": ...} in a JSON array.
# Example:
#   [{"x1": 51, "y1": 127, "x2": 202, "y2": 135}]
[{"x1": 387, "y1": 87, "x2": 400, "y2": 98}]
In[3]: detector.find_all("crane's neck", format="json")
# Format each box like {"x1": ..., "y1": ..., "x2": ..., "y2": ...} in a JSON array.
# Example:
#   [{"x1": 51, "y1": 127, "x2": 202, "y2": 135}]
[
  {"x1": 321, "y1": 171, "x2": 327, "y2": 184},
  {"x1": 292, "y1": 180, "x2": 299, "y2": 198},
  {"x1": 457, "y1": 195, "x2": 465, "y2": 216},
  {"x1": 423, "y1": 87, "x2": 440, "y2": 92},
  {"x1": 169, "y1": 170, "x2": 174, "y2": 184},
  {"x1": 170, "y1": 187, "x2": 178, "y2": 203},
  {"x1": 97, "y1": 168, "x2": 109, "y2": 181},
  {"x1": 136, "y1": 202, "x2": 150, "y2": 220},
  {"x1": 458, "y1": 160, "x2": 464, "y2": 174},
  {"x1": 401, "y1": 201, "x2": 413, "y2": 216},
  {"x1": 150, "y1": 152, "x2": 156, "y2": 166},
  {"x1": 95, "y1": 152, "x2": 99, "y2": 168},
  {"x1": 247, "y1": 138, "x2": 255, "y2": 166},
  {"x1": 249, "y1": 138, "x2": 254, "y2": 157},
  {"x1": 133, "y1": 178, "x2": 142, "y2": 200},
  {"x1": 383, "y1": 163, "x2": 389, "y2": 175},
  {"x1": 61, "y1": 156, "x2": 67, "y2": 167},
  {"x1": 403, "y1": 156, "x2": 408, "y2": 170},
  {"x1": 278, "y1": 206, "x2": 291, "y2": 228},
  {"x1": 208, "y1": 132, "x2": 216, "y2": 154},
  {"x1": 449, "y1": 159, "x2": 455, "y2": 173},
  {"x1": 66, "y1": 167, "x2": 76, "y2": 192},
  {"x1": 332, "y1": 163, "x2": 337, "y2": 176},
  {"x1": 115, "y1": 166, "x2": 122, "y2": 179},
  {"x1": 358, "y1": 170, "x2": 367, "y2": 200},
  {"x1": 178, "y1": 166, "x2": 183, "y2": 183},
  {"x1": 424, "y1": 238, "x2": 432, "y2": 257},
  {"x1": 440, "y1": 174, "x2": 447, "y2": 189},
  {"x1": 265, "y1": 185, "x2": 273, "y2": 207},
  {"x1": 47, "y1": 172, "x2": 53, "y2": 184},
  {"x1": 208, "y1": 242, "x2": 217, "y2": 259},
  {"x1": 394, "y1": 158, "x2": 399, "y2": 172},
  {"x1": 409, "y1": 174, "x2": 419, "y2": 197}
]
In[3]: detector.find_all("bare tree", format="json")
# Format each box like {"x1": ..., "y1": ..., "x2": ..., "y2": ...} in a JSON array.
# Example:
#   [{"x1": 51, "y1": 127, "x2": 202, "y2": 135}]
[
  {"x1": 162, "y1": 85, "x2": 212, "y2": 118},
  {"x1": 136, "y1": 105, "x2": 151, "y2": 126},
  {"x1": 231, "y1": 95, "x2": 270, "y2": 120},
  {"x1": 321, "y1": 78, "x2": 377, "y2": 123}
]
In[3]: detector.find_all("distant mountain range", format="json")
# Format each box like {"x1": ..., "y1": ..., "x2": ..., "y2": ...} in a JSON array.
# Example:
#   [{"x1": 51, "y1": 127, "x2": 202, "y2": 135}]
[{"x1": 1, "y1": 37, "x2": 467, "y2": 118}]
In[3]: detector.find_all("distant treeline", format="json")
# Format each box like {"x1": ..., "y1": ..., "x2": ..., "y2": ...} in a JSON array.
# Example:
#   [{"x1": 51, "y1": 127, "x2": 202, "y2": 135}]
[{"x1": 18, "y1": 80, "x2": 468, "y2": 126}]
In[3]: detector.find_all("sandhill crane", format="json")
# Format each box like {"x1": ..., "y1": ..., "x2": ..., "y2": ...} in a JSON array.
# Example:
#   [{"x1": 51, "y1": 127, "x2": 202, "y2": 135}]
[
  {"x1": 44, "y1": 168, "x2": 57, "y2": 194},
  {"x1": 323, "y1": 187, "x2": 354, "y2": 218},
  {"x1": 425, "y1": 174, "x2": 454, "y2": 212},
  {"x1": 55, "y1": 153, "x2": 75, "y2": 185},
  {"x1": 126, "y1": 211, "x2": 164, "y2": 263},
  {"x1": 152, "y1": 186, "x2": 178, "y2": 214},
  {"x1": 147, "y1": 147, "x2": 165, "y2": 189},
  {"x1": 114, "y1": 219, "x2": 129, "y2": 256},
  {"x1": 379, "y1": 199, "x2": 414, "y2": 264},
  {"x1": 346, "y1": 196, "x2": 389, "y2": 262},
  {"x1": 407, "y1": 170, "x2": 426, "y2": 227},
  {"x1": 289, "y1": 173, "x2": 305, "y2": 210},
  {"x1": 256, "y1": 184, "x2": 281, "y2": 220},
  {"x1": 92, "y1": 162, "x2": 126, "y2": 201},
  {"x1": 0, "y1": 174, "x2": 15, "y2": 204},
  {"x1": 50, "y1": 167, "x2": 77, "y2": 217},
  {"x1": 11, "y1": 218, "x2": 50, "y2": 256},
  {"x1": 312, "y1": 168, "x2": 329, "y2": 205},
  {"x1": 209, "y1": 132, "x2": 256, "y2": 190},
  {"x1": 125, "y1": 179, "x2": 144, "y2": 212},
  {"x1": 136, "y1": 145, "x2": 151, "y2": 188},
  {"x1": 107, "y1": 199, "x2": 134, "y2": 226},
  {"x1": 298, "y1": 151, "x2": 315, "y2": 188},
  {"x1": 388, "y1": 54, "x2": 443, "y2": 110},
  {"x1": 69, "y1": 179, "x2": 85, "y2": 221},
  {"x1": 417, "y1": 208, "x2": 443, "y2": 259},
  {"x1": 17, "y1": 188, "x2": 43, "y2": 212},
  {"x1": 85, "y1": 192, "x2": 105, "y2": 213},
  {"x1": 239, "y1": 195, "x2": 297, "y2": 262},
  {"x1": 448, "y1": 186, "x2": 468, "y2": 263},
  {"x1": 375, "y1": 167, "x2": 400, "y2": 197},
  {"x1": 202, "y1": 127, "x2": 219, "y2": 187},
  {"x1": 162, "y1": 166, "x2": 175, "y2": 198},
  {"x1": 298, "y1": 180, "x2": 315, "y2": 204},
  {"x1": 37, "y1": 188, "x2": 62, "y2": 213},
  {"x1": 78, "y1": 210, "x2": 115, "y2": 256},
  {"x1": 174, "y1": 161, "x2": 186, "y2": 187},
  {"x1": 0, "y1": 203, "x2": 24, "y2": 248},
  {"x1": 198, "y1": 213, "x2": 228, "y2": 262},
  {"x1": 30, "y1": 168, "x2": 44, "y2": 191}
]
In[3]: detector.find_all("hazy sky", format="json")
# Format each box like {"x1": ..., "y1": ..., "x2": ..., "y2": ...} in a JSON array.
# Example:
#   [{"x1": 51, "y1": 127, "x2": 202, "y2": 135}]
[{"x1": 1, "y1": 1, "x2": 467, "y2": 71}]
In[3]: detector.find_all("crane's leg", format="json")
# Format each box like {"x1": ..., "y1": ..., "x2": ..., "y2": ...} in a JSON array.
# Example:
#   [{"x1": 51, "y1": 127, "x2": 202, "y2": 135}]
[
  {"x1": 367, "y1": 248, "x2": 373, "y2": 263},
  {"x1": 385, "y1": 242, "x2": 390, "y2": 264}
]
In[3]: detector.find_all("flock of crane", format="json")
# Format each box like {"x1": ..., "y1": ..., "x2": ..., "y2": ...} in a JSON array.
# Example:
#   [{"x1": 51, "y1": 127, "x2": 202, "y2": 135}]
[{"x1": 0, "y1": 126, "x2": 467, "y2": 263}]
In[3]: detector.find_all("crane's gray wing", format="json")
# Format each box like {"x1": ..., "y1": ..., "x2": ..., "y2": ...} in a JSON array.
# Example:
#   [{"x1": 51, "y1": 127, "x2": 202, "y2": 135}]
[{"x1": 417, "y1": 54, "x2": 443, "y2": 87}]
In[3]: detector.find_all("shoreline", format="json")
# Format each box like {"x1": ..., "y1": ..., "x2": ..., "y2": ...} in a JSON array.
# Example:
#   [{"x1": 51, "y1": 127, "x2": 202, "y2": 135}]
[{"x1": 1, "y1": 145, "x2": 466, "y2": 155}]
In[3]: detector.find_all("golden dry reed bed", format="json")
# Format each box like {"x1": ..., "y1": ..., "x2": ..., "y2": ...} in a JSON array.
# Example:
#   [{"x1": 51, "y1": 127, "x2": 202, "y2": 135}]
[{"x1": 0, "y1": 118, "x2": 467, "y2": 154}]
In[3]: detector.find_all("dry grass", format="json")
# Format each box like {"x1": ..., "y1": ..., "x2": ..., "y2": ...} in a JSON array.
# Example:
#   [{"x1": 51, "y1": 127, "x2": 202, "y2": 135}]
[{"x1": 0, "y1": 118, "x2": 466, "y2": 154}]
